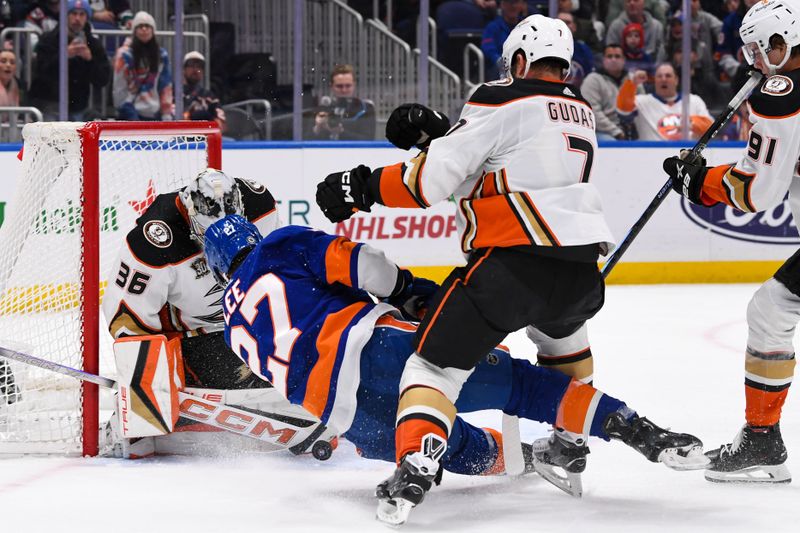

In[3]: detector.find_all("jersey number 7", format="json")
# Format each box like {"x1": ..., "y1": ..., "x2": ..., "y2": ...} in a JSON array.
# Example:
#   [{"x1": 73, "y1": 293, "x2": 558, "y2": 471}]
[{"x1": 229, "y1": 274, "x2": 301, "y2": 396}]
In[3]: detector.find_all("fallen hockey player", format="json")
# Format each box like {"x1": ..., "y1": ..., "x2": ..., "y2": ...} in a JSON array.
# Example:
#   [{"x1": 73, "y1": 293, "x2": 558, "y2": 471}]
[{"x1": 203, "y1": 214, "x2": 709, "y2": 526}]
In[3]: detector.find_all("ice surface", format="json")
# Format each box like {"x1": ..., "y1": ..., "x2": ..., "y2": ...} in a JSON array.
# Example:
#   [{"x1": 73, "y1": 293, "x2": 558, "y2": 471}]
[{"x1": 3, "y1": 284, "x2": 800, "y2": 532}]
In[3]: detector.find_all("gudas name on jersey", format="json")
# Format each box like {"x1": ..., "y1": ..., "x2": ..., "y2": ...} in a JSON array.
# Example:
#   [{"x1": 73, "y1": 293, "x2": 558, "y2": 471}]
[{"x1": 546, "y1": 100, "x2": 595, "y2": 130}]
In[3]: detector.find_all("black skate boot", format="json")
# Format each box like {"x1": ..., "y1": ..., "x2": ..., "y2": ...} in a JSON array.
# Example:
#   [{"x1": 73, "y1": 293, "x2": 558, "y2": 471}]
[
  {"x1": 375, "y1": 434, "x2": 445, "y2": 526},
  {"x1": 530, "y1": 428, "x2": 589, "y2": 497},
  {"x1": 603, "y1": 412, "x2": 709, "y2": 470},
  {"x1": 704, "y1": 424, "x2": 790, "y2": 483}
]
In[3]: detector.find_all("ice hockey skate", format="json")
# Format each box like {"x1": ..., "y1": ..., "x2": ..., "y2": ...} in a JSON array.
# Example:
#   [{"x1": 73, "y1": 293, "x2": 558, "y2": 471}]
[
  {"x1": 375, "y1": 434, "x2": 445, "y2": 527},
  {"x1": 603, "y1": 412, "x2": 709, "y2": 470},
  {"x1": 530, "y1": 428, "x2": 588, "y2": 497},
  {"x1": 704, "y1": 424, "x2": 791, "y2": 483}
]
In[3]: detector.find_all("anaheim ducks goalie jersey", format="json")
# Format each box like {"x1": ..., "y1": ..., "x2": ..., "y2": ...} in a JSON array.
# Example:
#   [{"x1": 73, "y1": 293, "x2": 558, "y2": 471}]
[
  {"x1": 371, "y1": 77, "x2": 615, "y2": 255},
  {"x1": 103, "y1": 178, "x2": 280, "y2": 339},
  {"x1": 700, "y1": 69, "x2": 800, "y2": 221}
]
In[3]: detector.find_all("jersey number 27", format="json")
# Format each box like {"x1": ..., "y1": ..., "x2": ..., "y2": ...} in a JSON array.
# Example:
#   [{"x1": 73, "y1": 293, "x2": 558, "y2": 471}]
[{"x1": 229, "y1": 274, "x2": 301, "y2": 396}]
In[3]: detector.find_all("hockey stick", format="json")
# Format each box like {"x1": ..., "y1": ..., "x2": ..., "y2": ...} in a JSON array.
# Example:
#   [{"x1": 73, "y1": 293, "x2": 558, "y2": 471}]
[
  {"x1": 0, "y1": 346, "x2": 335, "y2": 460},
  {"x1": 600, "y1": 70, "x2": 764, "y2": 279}
]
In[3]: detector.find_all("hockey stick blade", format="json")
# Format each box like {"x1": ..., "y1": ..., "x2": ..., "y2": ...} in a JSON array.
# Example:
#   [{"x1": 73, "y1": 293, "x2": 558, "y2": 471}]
[
  {"x1": 0, "y1": 345, "x2": 335, "y2": 459},
  {"x1": 601, "y1": 70, "x2": 764, "y2": 279}
]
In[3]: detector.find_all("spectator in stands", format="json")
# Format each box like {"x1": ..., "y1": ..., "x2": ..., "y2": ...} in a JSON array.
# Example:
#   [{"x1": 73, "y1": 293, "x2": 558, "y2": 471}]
[
  {"x1": 669, "y1": 43, "x2": 718, "y2": 112},
  {"x1": 27, "y1": 0, "x2": 111, "y2": 121},
  {"x1": 558, "y1": 0, "x2": 601, "y2": 52},
  {"x1": 89, "y1": 1, "x2": 134, "y2": 30},
  {"x1": 606, "y1": 0, "x2": 664, "y2": 57},
  {"x1": 605, "y1": 0, "x2": 667, "y2": 27},
  {"x1": 582, "y1": 43, "x2": 635, "y2": 140},
  {"x1": 112, "y1": 11, "x2": 174, "y2": 121},
  {"x1": 616, "y1": 62, "x2": 712, "y2": 141},
  {"x1": 481, "y1": 0, "x2": 528, "y2": 79},
  {"x1": 557, "y1": 11, "x2": 594, "y2": 86},
  {"x1": 22, "y1": 1, "x2": 59, "y2": 50},
  {"x1": 620, "y1": 22, "x2": 654, "y2": 74},
  {"x1": 307, "y1": 64, "x2": 376, "y2": 141},
  {"x1": 0, "y1": 49, "x2": 20, "y2": 107},
  {"x1": 717, "y1": 0, "x2": 758, "y2": 80},
  {"x1": 182, "y1": 51, "x2": 225, "y2": 131}
]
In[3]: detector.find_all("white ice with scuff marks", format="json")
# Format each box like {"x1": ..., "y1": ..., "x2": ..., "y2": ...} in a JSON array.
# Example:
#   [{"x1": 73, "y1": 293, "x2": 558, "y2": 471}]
[{"x1": 3, "y1": 284, "x2": 800, "y2": 533}]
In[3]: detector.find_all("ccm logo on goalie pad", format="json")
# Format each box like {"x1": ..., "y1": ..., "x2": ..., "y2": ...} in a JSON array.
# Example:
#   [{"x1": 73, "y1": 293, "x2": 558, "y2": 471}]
[{"x1": 180, "y1": 397, "x2": 298, "y2": 445}]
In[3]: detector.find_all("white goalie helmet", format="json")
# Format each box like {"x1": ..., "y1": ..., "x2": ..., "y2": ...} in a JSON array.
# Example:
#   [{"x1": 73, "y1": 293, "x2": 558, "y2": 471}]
[
  {"x1": 179, "y1": 168, "x2": 244, "y2": 242},
  {"x1": 501, "y1": 14, "x2": 573, "y2": 79},
  {"x1": 739, "y1": 0, "x2": 800, "y2": 75}
]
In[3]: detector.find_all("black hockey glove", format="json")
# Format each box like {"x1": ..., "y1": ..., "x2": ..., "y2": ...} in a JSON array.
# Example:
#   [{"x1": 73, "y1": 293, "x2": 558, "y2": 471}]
[
  {"x1": 316, "y1": 165, "x2": 375, "y2": 223},
  {"x1": 385, "y1": 103, "x2": 451, "y2": 150},
  {"x1": 384, "y1": 269, "x2": 440, "y2": 321},
  {"x1": 663, "y1": 152, "x2": 713, "y2": 206}
]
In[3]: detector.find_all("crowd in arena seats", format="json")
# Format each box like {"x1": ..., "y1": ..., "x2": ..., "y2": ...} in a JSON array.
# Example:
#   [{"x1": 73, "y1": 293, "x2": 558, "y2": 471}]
[
  {"x1": 0, "y1": 0, "x2": 757, "y2": 142},
  {"x1": 350, "y1": 0, "x2": 753, "y2": 141}
]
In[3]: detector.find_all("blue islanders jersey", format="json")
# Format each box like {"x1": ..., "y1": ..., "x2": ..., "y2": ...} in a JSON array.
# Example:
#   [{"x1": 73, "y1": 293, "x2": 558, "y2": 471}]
[{"x1": 222, "y1": 225, "x2": 396, "y2": 434}]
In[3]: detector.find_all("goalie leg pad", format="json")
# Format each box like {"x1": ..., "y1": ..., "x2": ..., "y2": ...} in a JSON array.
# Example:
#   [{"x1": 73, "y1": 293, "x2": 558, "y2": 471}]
[{"x1": 113, "y1": 335, "x2": 185, "y2": 438}]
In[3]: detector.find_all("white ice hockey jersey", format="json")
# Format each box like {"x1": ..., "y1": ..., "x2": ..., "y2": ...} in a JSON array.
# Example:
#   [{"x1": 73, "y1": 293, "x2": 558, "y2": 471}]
[
  {"x1": 102, "y1": 178, "x2": 280, "y2": 339},
  {"x1": 622, "y1": 92, "x2": 712, "y2": 141},
  {"x1": 701, "y1": 70, "x2": 800, "y2": 218},
  {"x1": 371, "y1": 77, "x2": 615, "y2": 255}
]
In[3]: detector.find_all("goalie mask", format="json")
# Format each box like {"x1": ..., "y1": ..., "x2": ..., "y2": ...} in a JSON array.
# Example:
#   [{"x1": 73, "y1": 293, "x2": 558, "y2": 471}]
[
  {"x1": 179, "y1": 168, "x2": 244, "y2": 243},
  {"x1": 501, "y1": 15, "x2": 573, "y2": 79},
  {"x1": 740, "y1": 0, "x2": 800, "y2": 75},
  {"x1": 204, "y1": 215, "x2": 262, "y2": 285}
]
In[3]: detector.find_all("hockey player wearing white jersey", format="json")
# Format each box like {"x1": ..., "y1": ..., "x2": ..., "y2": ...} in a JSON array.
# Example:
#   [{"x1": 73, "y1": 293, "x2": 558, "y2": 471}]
[
  {"x1": 102, "y1": 168, "x2": 282, "y2": 453},
  {"x1": 664, "y1": 0, "x2": 800, "y2": 484},
  {"x1": 317, "y1": 14, "x2": 707, "y2": 523}
]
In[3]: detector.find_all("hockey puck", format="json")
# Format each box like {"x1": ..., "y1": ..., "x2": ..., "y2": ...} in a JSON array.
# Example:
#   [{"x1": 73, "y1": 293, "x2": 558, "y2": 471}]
[{"x1": 312, "y1": 440, "x2": 333, "y2": 461}]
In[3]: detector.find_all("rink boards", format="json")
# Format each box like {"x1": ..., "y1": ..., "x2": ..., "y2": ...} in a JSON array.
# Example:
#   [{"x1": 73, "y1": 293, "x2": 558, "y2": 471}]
[{"x1": 0, "y1": 141, "x2": 793, "y2": 284}]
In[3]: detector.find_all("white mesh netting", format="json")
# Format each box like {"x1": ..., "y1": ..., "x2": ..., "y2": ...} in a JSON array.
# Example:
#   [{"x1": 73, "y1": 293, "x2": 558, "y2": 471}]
[{"x1": 0, "y1": 122, "x2": 215, "y2": 455}]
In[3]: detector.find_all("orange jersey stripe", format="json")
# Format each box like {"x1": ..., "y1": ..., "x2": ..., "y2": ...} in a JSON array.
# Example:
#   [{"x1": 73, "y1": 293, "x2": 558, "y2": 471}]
[
  {"x1": 304, "y1": 302, "x2": 368, "y2": 418},
  {"x1": 378, "y1": 163, "x2": 422, "y2": 208},
  {"x1": 481, "y1": 427, "x2": 506, "y2": 476},
  {"x1": 376, "y1": 314, "x2": 418, "y2": 331},
  {"x1": 324, "y1": 237, "x2": 358, "y2": 287},
  {"x1": 555, "y1": 379, "x2": 598, "y2": 435},
  {"x1": 745, "y1": 384, "x2": 790, "y2": 427},
  {"x1": 395, "y1": 418, "x2": 448, "y2": 463},
  {"x1": 470, "y1": 195, "x2": 532, "y2": 248}
]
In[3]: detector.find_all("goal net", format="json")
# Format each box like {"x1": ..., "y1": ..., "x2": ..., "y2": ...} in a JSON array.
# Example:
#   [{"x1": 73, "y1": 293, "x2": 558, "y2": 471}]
[{"x1": 0, "y1": 121, "x2": 222, "y2": 456}]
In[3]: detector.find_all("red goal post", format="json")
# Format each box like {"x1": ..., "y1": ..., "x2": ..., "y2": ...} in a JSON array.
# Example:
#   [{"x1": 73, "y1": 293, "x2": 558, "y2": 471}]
[{"x1": 0, "y1": 121, "x2": 222, "y2": 456}]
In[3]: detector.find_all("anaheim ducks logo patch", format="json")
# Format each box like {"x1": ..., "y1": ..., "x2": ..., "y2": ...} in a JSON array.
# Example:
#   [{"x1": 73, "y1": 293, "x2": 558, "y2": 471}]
[
  {"x1": 240, "y1": 178, "x2": 266, "y2": 193},
  {"x1": 143, "y1": 220, "x2": 172, "y2": 248},
  {"x1": 761, "y1": 75, "x2": 794, "y2": 96}
]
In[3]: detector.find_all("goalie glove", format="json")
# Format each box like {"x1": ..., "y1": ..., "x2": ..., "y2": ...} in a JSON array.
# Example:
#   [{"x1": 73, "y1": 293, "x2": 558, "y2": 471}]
[
  {"x1": 316, "y1": 165, "x2": 375, "y2": 223},
  {"x1": 386, "y1": 103, "x2": 451, "y2": 150},
  {"x1": 663, "y1": 152, "x2": 716, "y2": 207},
  {"x1": 384, "y1": 269, "x2": 440, "y2": 321}
]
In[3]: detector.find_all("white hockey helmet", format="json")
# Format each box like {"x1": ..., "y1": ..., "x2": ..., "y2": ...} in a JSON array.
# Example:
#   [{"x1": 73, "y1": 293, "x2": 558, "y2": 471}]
[
  {"x1": 179, "y1": 168, "x2": 244, "y2": 243},
  {"x1": 501, "y1": 14, "x2": 573, "y2": 79},
  {"x1": 739, "y1": 0, "x2": 800, "y2": 75}
]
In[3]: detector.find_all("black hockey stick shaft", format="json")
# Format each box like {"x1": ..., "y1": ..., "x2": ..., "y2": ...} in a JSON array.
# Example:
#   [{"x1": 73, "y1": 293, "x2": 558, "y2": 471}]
[{"x1": 601, "y1": 70, "x2": 764, "y2": 279}]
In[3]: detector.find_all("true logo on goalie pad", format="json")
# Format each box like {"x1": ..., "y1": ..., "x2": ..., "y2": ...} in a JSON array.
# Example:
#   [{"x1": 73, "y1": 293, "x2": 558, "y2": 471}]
[{"x1": 143, "y1": 220, "x2": 173, "y2": 248}]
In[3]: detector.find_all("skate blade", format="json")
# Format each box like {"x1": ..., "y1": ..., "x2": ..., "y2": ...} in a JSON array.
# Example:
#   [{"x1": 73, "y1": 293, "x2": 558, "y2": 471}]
[
  {"x1": 376, "y1": 498, "x2": 415, "y2": 528},
  {"x1": 704, "y1": 463, "x2": 792, "y2": 484},
  {"x1": 531, "y1": 459, "x2": 583, "y2": 498},
  {"x1": 658, "y1": 446, "x2": 710, "y2": 471}
]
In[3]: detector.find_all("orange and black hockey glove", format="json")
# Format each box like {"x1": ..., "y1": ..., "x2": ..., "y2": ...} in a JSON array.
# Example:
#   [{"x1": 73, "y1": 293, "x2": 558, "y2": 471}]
[
  {"x1": 663, "y1": 152, "x2": 714, "y2": 206},
  {"x1": 385, "y1": 103, "x2": 451, "y2": 150},
  {"x1": 316, "y1": 165, "x2": 375, "y2": 223}
]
